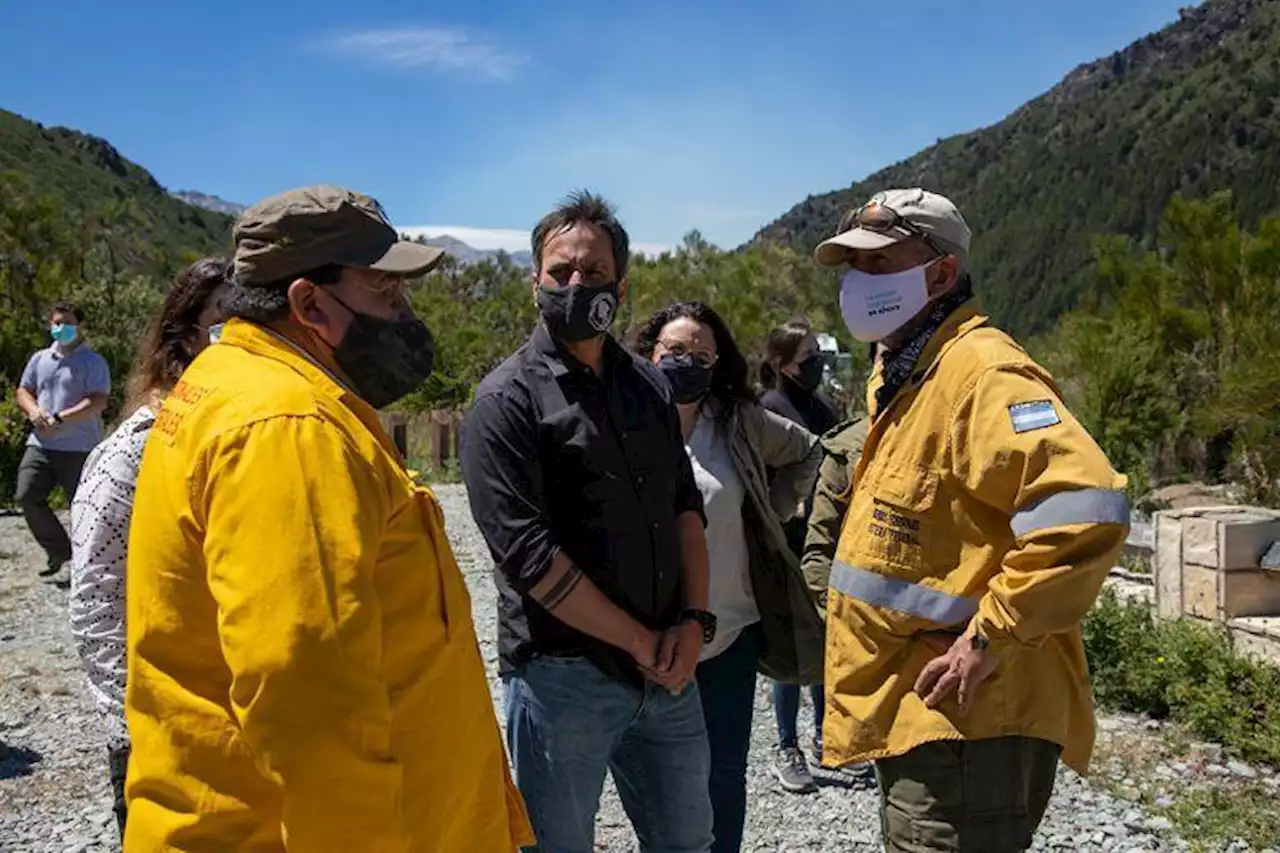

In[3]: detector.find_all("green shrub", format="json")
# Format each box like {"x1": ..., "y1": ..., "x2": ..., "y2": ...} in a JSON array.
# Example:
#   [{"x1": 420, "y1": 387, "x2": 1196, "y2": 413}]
[
  {"x1": 0, "y1": 390, "x2": 28, "y2": 505},
  {"x1": 1083, "y1": 588, "x2": 1280, "y2": 764}
]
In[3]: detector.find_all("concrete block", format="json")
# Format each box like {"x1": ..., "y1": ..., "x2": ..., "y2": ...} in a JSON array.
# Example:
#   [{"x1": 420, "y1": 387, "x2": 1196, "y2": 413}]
[
  {"x1": 1178, "y1": 564, "x2": 1280, "y2": 620},
  {"x1": 1229, "y1": 629, "x2": 1280, "y2": 667},
  {"x1": 1227, "y1": 616, "x2": 1280, "y2": 667},
  {"x1": 1181, "y1": 516, "x2": 1221, "y2": 569},
  {"x1": 1222, "y1": 570, "x2": 1280, "y2": 618},
  {"x1": 1181, "y1": 508, "x2": 1280, "y2": 571},
  {"x1": 1182, "y1": 564, "x2": 1219, "y2": 620},
  {"x1": 1154, "y1": 512, "x2": 1184, "y2": 619},
  {"x1": 1219, "y1": 515, "x2": 1280, "y2": 571}
]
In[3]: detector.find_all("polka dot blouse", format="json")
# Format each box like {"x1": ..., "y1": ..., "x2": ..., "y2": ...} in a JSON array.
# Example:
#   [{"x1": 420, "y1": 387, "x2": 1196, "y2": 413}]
[{"x1": 69, "y1": 405, "x2": 155, "y2": 750}]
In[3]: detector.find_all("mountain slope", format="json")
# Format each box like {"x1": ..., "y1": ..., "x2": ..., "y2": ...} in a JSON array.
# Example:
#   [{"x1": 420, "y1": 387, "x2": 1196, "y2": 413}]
[
  {"x1": 173, "y1": 189, "x2": 245, "y2": 217},
  {"x1": 0, "y1": 109, "x2": 232, "y2": 262},
  {"x1": 410, "y1": 233, "x2": 534, "y2": 267},
  {"x1": 752, "y1": 0, "x2": 1280, "y2": 337}
]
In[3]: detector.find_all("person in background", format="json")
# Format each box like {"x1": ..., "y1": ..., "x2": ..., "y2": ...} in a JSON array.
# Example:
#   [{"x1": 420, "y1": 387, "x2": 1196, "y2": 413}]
[
  {"x1": 797, "y1": 418, "x2": 869, "y2": 623},
  {"x1": 757, "y1": 318, "x2": 839, "y2": 792},
  {"x1": 813, "y1": 188, "x2": 1128, "y2": 852},
  {"x1": 634, "y1": 301, "x2": 823, "y2": 853},
  {"x1": 796, "y1": 416, "x2": 872, "y2": 789},
  {"x1": 13, "y1": 302, "x2": 111, "y2": 578},
  {"x1": 124, "y1": 186, "x2": 532, "y2": 852},
  {"x1": 68, "y1": 257, "x2": 230, "y2": 841},
  {"x1": 460, "y1": 191, "x2": 716, "y2": 853}
]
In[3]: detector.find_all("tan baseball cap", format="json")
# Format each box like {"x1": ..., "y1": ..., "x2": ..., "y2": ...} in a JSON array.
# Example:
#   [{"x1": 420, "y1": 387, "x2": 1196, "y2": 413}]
[
  {"x1": 814, "y1": 188, "x2": 971, "y2": 268},
  {"x1": 232, "y1": 185, "x2": 445, "y2": 285}
]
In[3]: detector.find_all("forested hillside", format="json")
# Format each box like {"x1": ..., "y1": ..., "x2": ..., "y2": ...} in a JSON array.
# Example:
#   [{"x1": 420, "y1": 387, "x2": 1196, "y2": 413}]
[{"x1": 753, "y1": 0, "x2": 1280, "y2": 337}]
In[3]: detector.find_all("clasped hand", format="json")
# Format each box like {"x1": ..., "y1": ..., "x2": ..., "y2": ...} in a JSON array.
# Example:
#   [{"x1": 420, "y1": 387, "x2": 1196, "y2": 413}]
[{"x1": 631, "y1": 621, "x2": 702, "y2": 695}]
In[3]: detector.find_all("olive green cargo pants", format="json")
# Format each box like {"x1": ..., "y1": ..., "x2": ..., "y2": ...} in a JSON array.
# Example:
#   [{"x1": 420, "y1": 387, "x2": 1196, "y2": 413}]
[{"x1": 875, "y1": 736, "x2": 1061, "y2": 853}]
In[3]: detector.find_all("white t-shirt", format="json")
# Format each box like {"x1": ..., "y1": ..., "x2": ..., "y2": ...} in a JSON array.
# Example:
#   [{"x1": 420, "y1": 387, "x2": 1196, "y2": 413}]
[{"x1": 686, "y1": 411, "x2": 759, "y2": 661}]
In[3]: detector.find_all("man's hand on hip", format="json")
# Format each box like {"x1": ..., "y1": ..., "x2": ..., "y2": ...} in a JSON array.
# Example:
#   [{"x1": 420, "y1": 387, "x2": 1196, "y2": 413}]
[{"x1": 914, "y1": 631, "x2": 999, "y2": 714}]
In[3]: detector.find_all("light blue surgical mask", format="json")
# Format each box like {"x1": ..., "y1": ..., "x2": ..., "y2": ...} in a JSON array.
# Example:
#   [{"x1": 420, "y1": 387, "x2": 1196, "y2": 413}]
[
  {"x1": 208, "y1": 322, "x2": 225, "y2": 344},
  {"x1": 50, "y1": 323, "x2": 78, "y2": 345}
]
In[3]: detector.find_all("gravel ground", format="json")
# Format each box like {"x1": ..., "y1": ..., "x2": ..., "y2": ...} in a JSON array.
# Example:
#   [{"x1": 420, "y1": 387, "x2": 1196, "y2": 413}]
[{"x1": 0, "y1": 488, "x2": 1272, "y2": 851}]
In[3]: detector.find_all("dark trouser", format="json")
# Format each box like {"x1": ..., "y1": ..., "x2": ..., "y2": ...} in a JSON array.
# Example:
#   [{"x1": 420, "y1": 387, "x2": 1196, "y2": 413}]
[
  {"x1": 875, "y1": 736, "x2": 1061, "y2": 853},
  {"x1": 695, "y1": 625, "x2": 763, "y2": 853},
  {"x1": 109, "y1": 745, "x2": 129, "y2": 839},
  {"x1": 772, "y1": 681, "x2": 825, "y2": 751},
  {"x1": 14, "y1": 446, "x2": 89, "y2": 569}
]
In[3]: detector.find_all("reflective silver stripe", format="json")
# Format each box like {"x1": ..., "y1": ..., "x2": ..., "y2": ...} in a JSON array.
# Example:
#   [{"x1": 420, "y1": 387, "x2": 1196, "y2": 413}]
[
  {"x1": 829, "y1": 561, "x2": 978, "y2": 625},
  {"x1": 1011, "y1": 488, "x2": 1130, "y2": 538}
]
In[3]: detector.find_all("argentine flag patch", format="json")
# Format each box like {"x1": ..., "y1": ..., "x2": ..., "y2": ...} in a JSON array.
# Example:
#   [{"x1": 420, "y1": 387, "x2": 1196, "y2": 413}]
[{"x1": 1008, "y1": 400, "x2": 1061, "y2": 433}]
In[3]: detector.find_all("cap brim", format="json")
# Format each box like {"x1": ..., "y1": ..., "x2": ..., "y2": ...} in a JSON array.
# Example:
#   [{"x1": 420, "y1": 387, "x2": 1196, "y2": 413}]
[
  {"x1": 813, "y1": 227, "x2": 905, "y2": 267},
  {"x1": 368, "y1": 240, "x2": 447, "y2": 276}
]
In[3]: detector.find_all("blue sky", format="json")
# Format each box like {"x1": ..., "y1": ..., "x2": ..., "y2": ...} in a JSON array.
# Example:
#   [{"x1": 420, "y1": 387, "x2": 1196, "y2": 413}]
[{"x1": 2, "y1": 0, "x2": 1188, "y2": 253}]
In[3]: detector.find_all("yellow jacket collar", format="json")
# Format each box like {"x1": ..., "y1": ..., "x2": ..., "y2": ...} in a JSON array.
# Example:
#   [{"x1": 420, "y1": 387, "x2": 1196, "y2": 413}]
[
  {"x1": 217, "y1": 318, "x2": 394, "y2": 455},
  {"x1": 219, "y1": 318, "x2": 350, "y2": 401}
]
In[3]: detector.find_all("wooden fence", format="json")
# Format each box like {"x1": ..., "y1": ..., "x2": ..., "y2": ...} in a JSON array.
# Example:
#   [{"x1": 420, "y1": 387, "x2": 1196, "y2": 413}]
[{"x1": 377, "y1": 409, "x2": 465, "y2": 469}]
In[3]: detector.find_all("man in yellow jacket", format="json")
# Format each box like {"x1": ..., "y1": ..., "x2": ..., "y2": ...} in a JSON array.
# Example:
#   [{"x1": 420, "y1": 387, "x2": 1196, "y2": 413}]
[
  {"x1": 124, "y1": 186, "x2": 532, "y2": 852},
  {"x1": 812, "y1": 188, "x2": 1129, "y2": 852}
]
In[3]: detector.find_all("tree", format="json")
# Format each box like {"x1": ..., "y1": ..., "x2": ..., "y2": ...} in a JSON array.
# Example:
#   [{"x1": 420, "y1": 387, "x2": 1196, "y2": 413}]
[{"x1": 1039, "y1": 191, "x2": 1280, "y2": 506}]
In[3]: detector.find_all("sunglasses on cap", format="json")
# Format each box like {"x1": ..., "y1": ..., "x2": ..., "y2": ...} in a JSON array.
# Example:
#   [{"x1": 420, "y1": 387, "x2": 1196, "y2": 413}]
[{"x1": 838, "y1": 201, "x2": 947, "y2": 258}]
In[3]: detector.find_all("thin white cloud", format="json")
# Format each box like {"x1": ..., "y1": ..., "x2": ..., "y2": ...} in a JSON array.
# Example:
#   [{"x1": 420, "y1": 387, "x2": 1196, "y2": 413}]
[
  {"x1": 325, "y1": 27, "x2": 524, "y2": 79},
  {"x1": 402, "y1": 226, "x2": 670, "y2": 258}
]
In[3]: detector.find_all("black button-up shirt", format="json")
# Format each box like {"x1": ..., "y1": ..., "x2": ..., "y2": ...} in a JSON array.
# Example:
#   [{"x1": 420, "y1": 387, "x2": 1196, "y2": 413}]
[{"x1": 460, "y1": 324, "x2": 705, "y2": 684}]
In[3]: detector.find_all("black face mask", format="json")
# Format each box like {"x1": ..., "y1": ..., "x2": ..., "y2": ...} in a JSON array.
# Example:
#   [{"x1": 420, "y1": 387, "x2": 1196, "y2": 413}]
[
  {"x1": 536, "y1": 281, "x2": 619, "y2": 343},
  {"x1": 657, "y1": 353, "x2": 713, "y2": 404},
  {"x1": 789, "y1": 354, "x2": 825, "y2": 392},
  {"x1": 327, "y1": 292, "x2": 436, "y2": 409}
]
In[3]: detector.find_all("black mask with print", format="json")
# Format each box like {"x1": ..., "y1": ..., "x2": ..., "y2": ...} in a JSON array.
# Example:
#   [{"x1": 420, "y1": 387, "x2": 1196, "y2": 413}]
[{"x1": 536, "y1": 282, "x2": 619, "y2": 343}]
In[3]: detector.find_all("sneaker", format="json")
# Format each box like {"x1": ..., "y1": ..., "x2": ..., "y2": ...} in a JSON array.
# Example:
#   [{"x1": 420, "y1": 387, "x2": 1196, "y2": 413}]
[
  {"x1": 774, "y1": 746, "x2": 817, "y2": 793},
  {"x1": 809, "y1": 739, "x2": 875, "y2": 787},
  {"x1": 38, "y1": 558, "x2": 66, "y2": 578}
]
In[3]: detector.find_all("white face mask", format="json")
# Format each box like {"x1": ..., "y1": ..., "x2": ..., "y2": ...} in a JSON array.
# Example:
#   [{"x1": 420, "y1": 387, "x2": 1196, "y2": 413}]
[{"x1": 838, "y1": 263, "x2": 933, "y2": 343}]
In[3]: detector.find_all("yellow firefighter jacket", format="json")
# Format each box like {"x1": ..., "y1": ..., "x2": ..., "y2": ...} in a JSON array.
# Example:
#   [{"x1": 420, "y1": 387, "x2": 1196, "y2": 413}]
[
  {"x1": 124, "y1": 319, "x2": 532, "y2": 852},
  {"x1": 823, "y1": 302, "x2": 1128, "y2": 775}
]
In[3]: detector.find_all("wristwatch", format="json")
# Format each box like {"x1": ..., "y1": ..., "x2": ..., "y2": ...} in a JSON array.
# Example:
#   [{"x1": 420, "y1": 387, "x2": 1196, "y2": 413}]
[
  {"x1": 680, "y1": 608, "x2": 717, "y2": 644},
  {"x1": 52, "y1": 413, "x2": 64, "y2": 425},
  {"x1": 970, "y1": 631, "x2": 989, "y2": 653}
]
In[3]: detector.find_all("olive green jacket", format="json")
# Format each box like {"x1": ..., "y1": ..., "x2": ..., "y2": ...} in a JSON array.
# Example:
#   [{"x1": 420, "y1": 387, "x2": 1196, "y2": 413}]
[
  {"x1": 710, "y1": 397, "x2": 826, "y2": 684},
  {"x1": 801, "y1": 417, "x2": 869, "y2": 618}
]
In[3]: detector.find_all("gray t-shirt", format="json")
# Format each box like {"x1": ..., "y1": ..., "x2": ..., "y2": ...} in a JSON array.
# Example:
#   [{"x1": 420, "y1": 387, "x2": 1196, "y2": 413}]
[
  {"x1": 20, "y1": 343, "x2": 111, "y2": 452},
  {"x1": 686, "y1": 411, "x2": 759, "y2": 661}
]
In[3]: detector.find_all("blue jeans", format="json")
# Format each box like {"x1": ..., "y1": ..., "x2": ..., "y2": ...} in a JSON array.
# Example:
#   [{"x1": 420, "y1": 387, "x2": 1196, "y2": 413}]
[
  {"x1": 695, "y1": 624, "x2": 763, "y2": 853},
  {"x1": 772, "y1": 681, "x2": 825, "y2": 750},
  {"x1": 504, "y1": 655, "x2": 714, "y2": 853}
]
